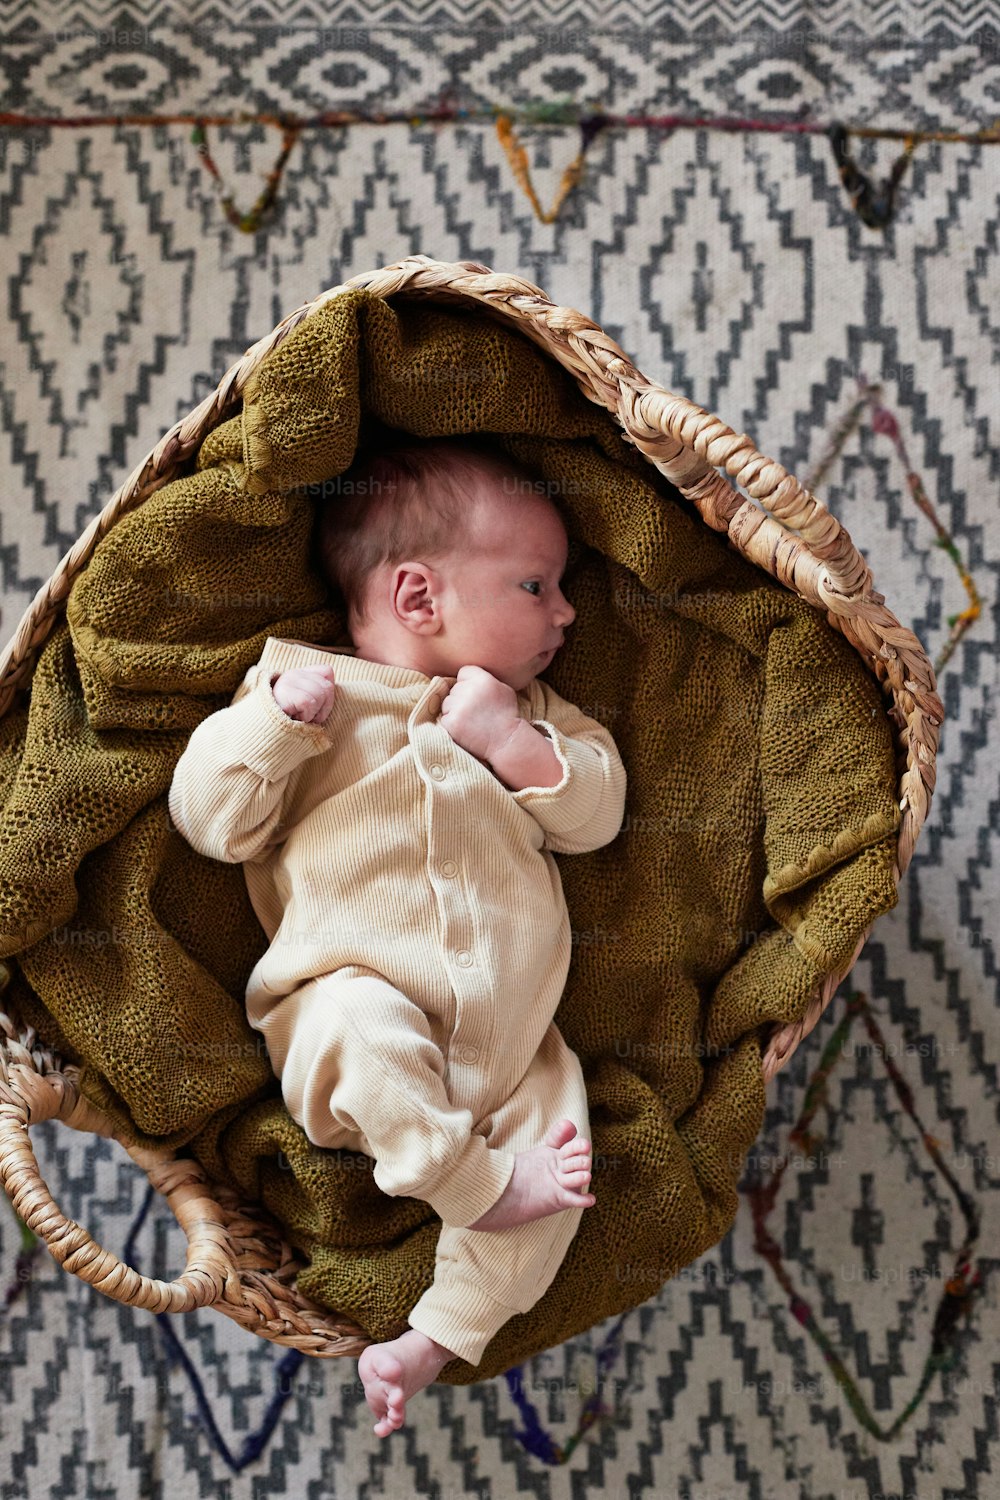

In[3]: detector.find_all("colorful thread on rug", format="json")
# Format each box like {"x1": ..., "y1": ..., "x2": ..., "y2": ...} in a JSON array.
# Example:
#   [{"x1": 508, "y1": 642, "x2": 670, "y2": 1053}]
[
  {"x1": 190, "y1": 117, "x2": 302, "y2": 233},
  {"x1": 2, "y1": 106, "x2": 997, "y2": 233},
  {"x1": 746, "y1": 989, "x2": 985, "y2": 1443},
  {"x1": 828, "y1": 123, "x2": 918, "y2": 230},
  {"x1": 495, "y1": 109, "x2": 606, "y2": 225},
  {"x1": 865, "y1": 389, "x2": 983, "y2": 672},
  {"x1": 802, "y1": 376, "x2": 982, "y2": 675},
  {"x1": 503, "y1": 1312, "x2": 628, "y2": 1463},
  {"x1": 1, "y1": 1201, "x2": 41, "y2": 1311},
  {"x1": 123, "y1": 1181, "x2": 307, "y2": 1473},
  {"x1": 2, "y1": 105, "x2": 995, "y2": 146}
]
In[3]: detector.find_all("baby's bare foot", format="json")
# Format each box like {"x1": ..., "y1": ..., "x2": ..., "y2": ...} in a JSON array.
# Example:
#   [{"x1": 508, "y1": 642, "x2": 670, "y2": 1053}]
[
  {"x1": 358, "y1": 1329, "x2": 455, "y2": 1438},
  {"x1": 468, "y1": 1118, "x2": 596, "y2": 1232}
]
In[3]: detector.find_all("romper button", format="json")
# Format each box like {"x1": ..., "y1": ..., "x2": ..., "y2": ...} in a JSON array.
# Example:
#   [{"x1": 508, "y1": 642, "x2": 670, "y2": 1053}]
[
  {"x1": 456, "y1": 950, "x2": 473, "y2": 966},
  {"x1": 429, "y1": 763, "x2": 445, "y2": 779},
  {"x1": 441, "y1": 860, "x2": 458, "y2": 877}
]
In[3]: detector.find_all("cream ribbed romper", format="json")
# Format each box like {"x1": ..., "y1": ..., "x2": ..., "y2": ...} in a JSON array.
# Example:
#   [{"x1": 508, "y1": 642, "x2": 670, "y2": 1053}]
[{"x1": 168, "y1": 635, "x2": 628, "y2": 1365}]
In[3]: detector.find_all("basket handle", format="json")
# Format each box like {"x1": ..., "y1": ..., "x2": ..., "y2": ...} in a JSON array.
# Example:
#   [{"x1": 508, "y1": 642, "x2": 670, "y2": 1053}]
[{"x1": 0, "y1": 1023, "x2": 233, "y2": 1312}]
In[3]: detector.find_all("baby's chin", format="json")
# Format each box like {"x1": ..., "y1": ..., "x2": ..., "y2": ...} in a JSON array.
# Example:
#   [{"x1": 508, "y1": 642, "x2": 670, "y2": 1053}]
[
  {"x1": 440, "y1": 655, "x2": 551, "y2": 692},
  {"x1": 511, "y1": 662, "x2": 549, "y2": 692}
]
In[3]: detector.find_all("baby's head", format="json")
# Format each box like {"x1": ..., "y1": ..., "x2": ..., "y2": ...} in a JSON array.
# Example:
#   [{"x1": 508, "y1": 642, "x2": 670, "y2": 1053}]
[{"x1": 315, "y1": 437, "x2": 576, "y2": 692}]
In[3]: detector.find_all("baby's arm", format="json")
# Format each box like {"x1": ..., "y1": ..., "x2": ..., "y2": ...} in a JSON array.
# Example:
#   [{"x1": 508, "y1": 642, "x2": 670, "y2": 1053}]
[
  {"x1": 503, "y1": 679, "x2": 628, "y2": 855},
  {"x1": 168, "y1": 662, "x2": 337, "y2": 864}
]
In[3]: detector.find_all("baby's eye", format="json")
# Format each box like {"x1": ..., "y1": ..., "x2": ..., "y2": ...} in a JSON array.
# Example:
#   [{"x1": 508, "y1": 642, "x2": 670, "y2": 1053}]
[{"x1": 521, "y1": 581, "x2": 542, "y2": 596}]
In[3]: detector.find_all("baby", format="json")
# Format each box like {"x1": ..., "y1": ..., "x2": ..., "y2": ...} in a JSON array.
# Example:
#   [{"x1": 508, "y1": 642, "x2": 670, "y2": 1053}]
[{"x1": 168, "y1": 436, "x2": 628, "y2": 1436}]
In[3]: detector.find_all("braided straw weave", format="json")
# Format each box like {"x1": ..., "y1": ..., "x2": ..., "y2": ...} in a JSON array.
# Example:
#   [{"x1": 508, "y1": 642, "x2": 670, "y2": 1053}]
[{"x1": 0, "y1": 256, "x2": 943, "y2": 1357}]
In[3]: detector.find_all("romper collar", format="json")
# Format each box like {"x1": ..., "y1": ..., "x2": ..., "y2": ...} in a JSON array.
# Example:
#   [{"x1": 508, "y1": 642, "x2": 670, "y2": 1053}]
[{"x1": 257, "y1": 635, "x2": 455, "y2": 690}]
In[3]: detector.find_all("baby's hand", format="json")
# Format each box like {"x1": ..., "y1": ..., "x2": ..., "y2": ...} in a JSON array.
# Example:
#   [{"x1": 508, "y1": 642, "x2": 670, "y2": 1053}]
[
  {"x1": 271, "y1": 664, "x2": 338, "y2": 724},
  {"x1": 439, "y1": 665, "x2": 519, "y2": 763}
]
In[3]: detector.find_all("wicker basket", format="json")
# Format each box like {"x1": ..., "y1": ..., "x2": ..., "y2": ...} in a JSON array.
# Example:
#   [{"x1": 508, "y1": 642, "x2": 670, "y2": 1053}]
[{"x1": 0, "y1": 255, "x2": 943, "y2": 1359}]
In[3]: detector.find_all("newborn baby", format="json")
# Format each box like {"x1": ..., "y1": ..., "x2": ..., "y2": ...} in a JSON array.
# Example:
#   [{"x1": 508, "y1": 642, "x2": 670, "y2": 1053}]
[{"x1": 168, "y1": 436, "x2": 627, "y2": 1436}]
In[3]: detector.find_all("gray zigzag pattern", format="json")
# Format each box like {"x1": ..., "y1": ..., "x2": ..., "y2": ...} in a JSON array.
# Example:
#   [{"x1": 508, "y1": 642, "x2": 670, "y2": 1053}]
[{"x1": 3, "y1": 0, "x2": 1000, "y2": 40}]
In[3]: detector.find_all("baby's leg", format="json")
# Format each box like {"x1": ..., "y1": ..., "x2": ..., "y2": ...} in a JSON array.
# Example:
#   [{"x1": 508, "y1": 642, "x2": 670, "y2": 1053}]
[
  {"x1": 252, "y1": 972, "x2": 592, "y2": 1434},
  {"x1": 358, "y1": 1117, "x2": 593, "y2": 1435},
  {"x1": 252, "y1": 965, "x2": 517, "y2": 1227},
  {"x1": 362, "y1": 1023, "x2": 594, "y2": 1435}
]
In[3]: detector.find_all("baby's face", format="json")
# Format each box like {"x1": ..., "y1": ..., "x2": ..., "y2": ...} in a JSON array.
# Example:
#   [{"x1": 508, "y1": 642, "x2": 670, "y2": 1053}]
[{"x1": 435, "y1": 486, "x2": 577, "y2": 692}]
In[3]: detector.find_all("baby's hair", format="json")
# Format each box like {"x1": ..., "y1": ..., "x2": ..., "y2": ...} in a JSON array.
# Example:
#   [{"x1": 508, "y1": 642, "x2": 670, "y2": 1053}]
[{"x1": 315, "y1": 435, "x2": 547, "y2": 632}]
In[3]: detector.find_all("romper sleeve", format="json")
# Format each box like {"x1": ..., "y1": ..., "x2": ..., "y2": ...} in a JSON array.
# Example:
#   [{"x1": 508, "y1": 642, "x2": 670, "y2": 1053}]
[
  {"x1": 167, "y1": 660, "x2": 338, "y2": 865},
  {"x1": 508, "y1": 677, "x2": 628, "y2": 855}
]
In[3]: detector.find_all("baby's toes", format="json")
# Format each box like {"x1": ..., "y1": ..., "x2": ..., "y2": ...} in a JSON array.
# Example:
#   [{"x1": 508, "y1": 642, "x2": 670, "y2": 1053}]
[
  {"x1": 371, "y1": 1386, "x2": 406, "y2": 1437},
  {"x1": 559, "y1": 1179, "x2": 596, "y2": 1207},
  {"x1": 361, "y1": 1354, "x2": 403, "y2": 1413},
  {"x1": 384, "y1": 1399, "x2": 406, "y2": 1431}
]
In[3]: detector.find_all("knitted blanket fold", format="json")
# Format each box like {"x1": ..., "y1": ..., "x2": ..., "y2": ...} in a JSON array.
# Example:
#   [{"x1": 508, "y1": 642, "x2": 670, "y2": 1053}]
[{"x1": 0, "y1": 286, "x2": 902, "y2": 1383}]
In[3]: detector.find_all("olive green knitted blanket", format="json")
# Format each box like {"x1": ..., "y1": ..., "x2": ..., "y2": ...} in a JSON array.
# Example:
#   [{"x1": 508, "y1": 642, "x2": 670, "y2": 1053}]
[{"x1": 0, "y1": 287, "x2": 901, "y2": 1383}]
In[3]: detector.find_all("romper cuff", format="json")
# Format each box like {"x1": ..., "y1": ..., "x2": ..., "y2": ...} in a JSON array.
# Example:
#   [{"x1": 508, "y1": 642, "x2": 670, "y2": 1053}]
[
  {"x1": 509, "y1": 719, "x2": 608, "y2": 838},
  {"x1": 419, "y1": 1138, "x2": 517, "y2": 1230},
  {"x1": 407, "y1": 1272, "x2": 522, "y2": 1367},
  {"x1": 235, "y1": 663, "x2": 339, "y2": 781}
]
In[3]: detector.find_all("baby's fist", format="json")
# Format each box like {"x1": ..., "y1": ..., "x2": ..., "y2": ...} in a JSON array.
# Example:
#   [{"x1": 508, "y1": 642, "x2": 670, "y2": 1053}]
[
  {"x1": 271, "y1": 664, "x2": 338, "y2": 724},
  {"x1": 439, "y1": 664, "x2": 519, "y2": 762}
]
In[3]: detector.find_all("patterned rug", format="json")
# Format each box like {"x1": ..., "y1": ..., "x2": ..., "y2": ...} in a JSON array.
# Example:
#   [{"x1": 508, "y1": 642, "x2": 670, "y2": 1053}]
[{"x1": 1, "y1": 0, "x2": 997, "y2": 1495}]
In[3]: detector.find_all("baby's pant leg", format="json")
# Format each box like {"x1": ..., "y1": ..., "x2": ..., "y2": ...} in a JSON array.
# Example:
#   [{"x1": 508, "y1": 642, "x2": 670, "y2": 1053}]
[
  {"x1": 251, "y1": 965, "x2": 517, "y2": 1228},
  {"x1": 406, "y1": 1020, "x2": 592, "y2": 1368}
]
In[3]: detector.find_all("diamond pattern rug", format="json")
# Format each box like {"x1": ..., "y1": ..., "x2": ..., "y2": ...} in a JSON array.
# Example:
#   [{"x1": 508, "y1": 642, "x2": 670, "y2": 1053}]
[{"x1": 1, "y1": 1, "x2": 997, "y2": 1495}]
